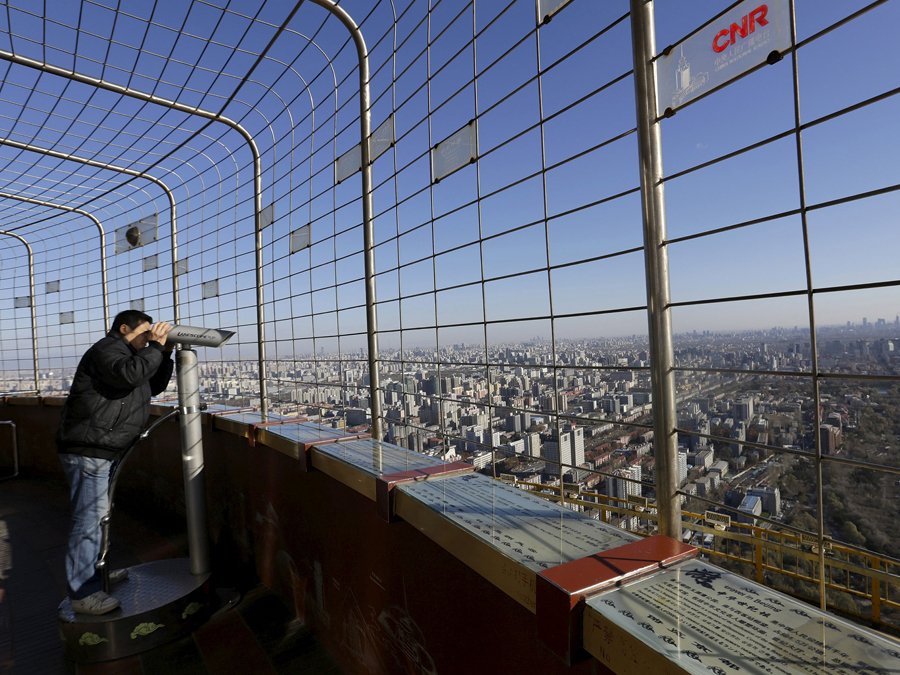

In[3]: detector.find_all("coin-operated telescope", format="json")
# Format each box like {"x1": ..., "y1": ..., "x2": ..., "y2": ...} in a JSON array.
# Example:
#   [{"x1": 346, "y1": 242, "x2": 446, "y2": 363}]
[
  {"x1": 166, "y1": 324, "x2": 235, "y2": 348},
  {"x1": 167, "y1": 325, "x2": 234, "y2": 574}
]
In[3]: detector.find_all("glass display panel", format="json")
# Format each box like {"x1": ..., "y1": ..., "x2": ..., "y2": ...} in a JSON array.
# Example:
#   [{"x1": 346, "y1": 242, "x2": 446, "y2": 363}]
[
  {"x1": 586, "y1": 559, "x2": 900, "y2": 674},
  {"x1": 399, "y1": 472, "x2": 637, "y2": 570}
]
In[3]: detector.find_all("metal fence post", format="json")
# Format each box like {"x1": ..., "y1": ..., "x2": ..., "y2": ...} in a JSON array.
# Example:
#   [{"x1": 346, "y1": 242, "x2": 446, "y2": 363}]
[{"x1": 629, "y1": 0, "x2": 680, "y2": 538}]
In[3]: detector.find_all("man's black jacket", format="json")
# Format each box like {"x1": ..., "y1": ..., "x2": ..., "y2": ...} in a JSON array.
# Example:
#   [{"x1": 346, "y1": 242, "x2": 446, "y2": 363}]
[{"x1": 57, "y1": 332, "x2": 174, "y2": 459}]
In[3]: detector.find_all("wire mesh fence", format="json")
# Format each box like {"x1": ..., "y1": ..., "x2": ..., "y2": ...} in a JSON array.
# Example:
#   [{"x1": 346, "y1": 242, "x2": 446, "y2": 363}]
[{"x1": 0, "y1": 0, "x2": 897, "y2": 624}]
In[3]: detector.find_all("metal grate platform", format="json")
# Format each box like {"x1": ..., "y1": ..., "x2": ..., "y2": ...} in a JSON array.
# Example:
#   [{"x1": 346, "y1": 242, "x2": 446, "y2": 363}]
[{"x1": 58, "y1": 558, "x2": 210, "y2": 663}]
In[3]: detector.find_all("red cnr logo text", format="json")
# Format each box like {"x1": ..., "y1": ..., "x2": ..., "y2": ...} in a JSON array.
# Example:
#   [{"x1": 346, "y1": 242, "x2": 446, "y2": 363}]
[{"x1": 712, "y1": 4, "x2": 769, "y2": 53}]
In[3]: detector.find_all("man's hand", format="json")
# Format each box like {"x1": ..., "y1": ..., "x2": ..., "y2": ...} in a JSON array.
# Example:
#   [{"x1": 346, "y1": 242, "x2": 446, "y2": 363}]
[{"x1": 148, "y1": 322, "x2": 173, "y2": 348}]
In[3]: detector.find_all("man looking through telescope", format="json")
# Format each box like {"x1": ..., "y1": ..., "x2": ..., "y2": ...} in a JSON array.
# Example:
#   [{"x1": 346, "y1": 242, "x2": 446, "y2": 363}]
[{"x1": 56, "y1": 310, "x2": 174, "y2": 615}]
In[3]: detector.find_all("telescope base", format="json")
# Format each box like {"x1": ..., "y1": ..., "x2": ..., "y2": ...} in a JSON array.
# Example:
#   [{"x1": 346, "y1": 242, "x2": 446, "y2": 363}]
[{"x1": 58, "y1": 558, "x2": 211, "y2": 663}]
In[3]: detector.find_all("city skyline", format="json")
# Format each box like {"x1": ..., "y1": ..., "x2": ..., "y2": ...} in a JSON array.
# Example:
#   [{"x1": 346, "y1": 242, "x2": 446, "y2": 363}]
[
  {"x1": 11, "y1": 315, "x2": 896, "y2": 554},
  {"x1": 3, "y1": 311, "x2": 899, "y2": 372}
]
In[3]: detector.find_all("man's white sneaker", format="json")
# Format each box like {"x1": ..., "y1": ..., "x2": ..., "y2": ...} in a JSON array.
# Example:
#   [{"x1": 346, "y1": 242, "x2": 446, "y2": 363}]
[{"x1": 71, "y1": 590, "x2": 120, "y2": 615}]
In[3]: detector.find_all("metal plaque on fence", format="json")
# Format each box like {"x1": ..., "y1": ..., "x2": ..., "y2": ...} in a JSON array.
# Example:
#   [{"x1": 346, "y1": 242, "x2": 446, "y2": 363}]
[
  {"x1": 115, "y1": 214, "x2": 158, "y2": 253},
  {"x1": 260, "y1": 203, "x2": 275, "y2": 229},
  {"x1": 628, "y1": 494, "x2": 649, "y2": 510},
  {"x1": 656, "y1": 0, "x2": 790, "y2": 115},
  {"x1": 432, "y1": 120, "x2": 477, "y2": 182},
  {"x1": 290, "y1": 225, "x2": 311, "y2": 254},
  {"x1": 202, "y1": 279, "x2": 219, "y2": 299},
  {"x1": 705, "y1": 510, "x2": 732, "y2": 530},
  {"x1": 335, "y1": 143, "x2": 361, "y2": 183},
  {"x1": 537, "y1": 0, "x2": 571, "y2": 24},
  {"x1": 370, "y1": 114, "x2": 394, "y2": 163}
]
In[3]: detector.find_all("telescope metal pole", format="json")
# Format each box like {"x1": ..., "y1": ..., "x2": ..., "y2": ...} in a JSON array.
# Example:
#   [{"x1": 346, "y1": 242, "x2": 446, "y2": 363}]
[{"x1": 175, "y1": 346, "x2": 210, "y2": 575}]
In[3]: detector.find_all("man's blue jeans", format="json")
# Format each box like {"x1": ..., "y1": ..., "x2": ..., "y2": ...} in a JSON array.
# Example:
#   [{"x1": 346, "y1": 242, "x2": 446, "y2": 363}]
[{"x1": 59, "y1": 454, "x2": 114, "y2": 599}]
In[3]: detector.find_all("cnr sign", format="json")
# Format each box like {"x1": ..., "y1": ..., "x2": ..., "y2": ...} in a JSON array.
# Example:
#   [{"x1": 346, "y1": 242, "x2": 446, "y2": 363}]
[
  {"x1": 712, "y1": 4, "x2": 771, "y2": 53},
  {"x1": 656, "y1": 0, "x2": 789, "y2": 114}
]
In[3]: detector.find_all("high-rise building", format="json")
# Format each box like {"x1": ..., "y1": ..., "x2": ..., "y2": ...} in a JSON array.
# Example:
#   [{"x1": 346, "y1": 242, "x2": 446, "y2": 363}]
[
  {"x1": 677, "y1": 448, "x2": 689, "y2": 486},
  {"x1": 521, "y1": 412, "x2": 532, "y2": 430},
  {"x1": 505, "y1": 438, "x2": 525, "y2": 455},
  {"x1": 564, "y1": 424, "x2": 585, "y2": 468},
  {"x1": 543, "y1": 441, "x2": 561, "y2": 470},
  {"x1": 465, "y1": 425, "x2": 484, "y2": 452},
  {"x1": 543, "y1": 425, "x2": 585, "y2": 476},
  {"x1": 524, "y1": 432, "x2": 541, "y2": 458},
  {"x1": 737, "y1": 494, "x2": 763, "y2": 524},
  {"x1": 747, "y1": 486, "x2": 781, "y2": 516},
  {"x1": 819, "y1": 424, "x2": 841, "y2": 455},
  {"x1": 609, "y1": 464, "x2": 642, "y2": 501},
  {"x1": 606, "y1": 464, "x2": 642, "y2": 531},
  {"x1": 735, "y1": 398, "x2": 754, "y2": 421}
]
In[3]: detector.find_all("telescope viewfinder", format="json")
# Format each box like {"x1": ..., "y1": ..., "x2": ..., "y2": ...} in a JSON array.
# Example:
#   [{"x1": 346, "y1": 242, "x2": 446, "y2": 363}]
[{"x1": 166, "y1": 325, "x2": 235, "y2": 348}]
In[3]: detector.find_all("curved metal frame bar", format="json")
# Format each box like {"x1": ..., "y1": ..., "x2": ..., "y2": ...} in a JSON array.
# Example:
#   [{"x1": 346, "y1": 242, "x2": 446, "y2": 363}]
[
  {"x1": 0, "y1": 230, "x2": 38, "y2": 394},
  {"x1": 0, "y1": 7, "x2": 387, "y2": 425},
  {"x1": 0, "y1": 48, "x2": 269, "y2": 415},
  {"x1": 0, "y1": 134, "x2": 180, "y2": 324},
  {"x1": 0, "y1": 190, "x2": 109, "y2": 329},
  {"x1": 308, "y1": 0, "x2": 383, "y2": 440}
]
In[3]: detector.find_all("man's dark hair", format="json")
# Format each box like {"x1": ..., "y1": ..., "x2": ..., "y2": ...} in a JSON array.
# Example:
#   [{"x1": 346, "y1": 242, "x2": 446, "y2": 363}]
[{"x1": 110, "y1": 310, "x2": 153, "y2": 334}]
